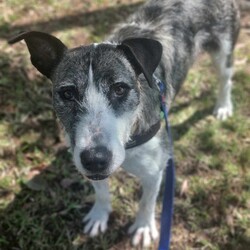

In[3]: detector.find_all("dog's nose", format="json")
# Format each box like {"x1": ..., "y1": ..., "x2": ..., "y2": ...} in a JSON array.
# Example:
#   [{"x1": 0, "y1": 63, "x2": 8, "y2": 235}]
[{"x1": 80, "y1": 146, "x2": 112, "y2": 172}]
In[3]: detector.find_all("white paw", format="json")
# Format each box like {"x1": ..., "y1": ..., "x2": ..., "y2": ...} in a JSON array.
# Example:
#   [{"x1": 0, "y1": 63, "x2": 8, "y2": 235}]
[
  {"x1": 213, "y1": 102, "x2": 233, "y2": 120},
  {"x1": 128, "y1": 219, "x2": 159, "y2": 247},
  {"x1": 83, "y1": 202, "x2": 111, "y2": 237}
]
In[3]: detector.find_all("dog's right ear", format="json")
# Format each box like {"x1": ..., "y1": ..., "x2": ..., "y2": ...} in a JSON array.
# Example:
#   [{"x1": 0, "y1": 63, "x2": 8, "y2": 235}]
[{"x1": 8, "y1": 31, "x2": 67, "y2": 79}]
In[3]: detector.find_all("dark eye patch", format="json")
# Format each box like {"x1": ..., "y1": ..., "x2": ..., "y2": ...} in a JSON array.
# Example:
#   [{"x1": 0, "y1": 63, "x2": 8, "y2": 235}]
[
  {"x1": 58, "y1": 85, "x2": 78, "y2": 101},
  {"x1": 105, "y1": 81, "x2": 140, "y2": 116},
  {"x1": 110, "y1": 82, "x2": 131, "y2": 98}
]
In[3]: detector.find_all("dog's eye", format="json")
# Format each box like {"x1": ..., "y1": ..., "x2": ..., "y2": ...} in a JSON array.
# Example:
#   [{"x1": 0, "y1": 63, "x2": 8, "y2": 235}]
[
  {"x1": 112, "y1": 82, "x2": 129, "y2": 97},
  {"x1": 62, "y1": 90, "x2": 74, "y2": 100},
  {"x1": 59, "y1": 86, "x2": 77, "y2": 101}
]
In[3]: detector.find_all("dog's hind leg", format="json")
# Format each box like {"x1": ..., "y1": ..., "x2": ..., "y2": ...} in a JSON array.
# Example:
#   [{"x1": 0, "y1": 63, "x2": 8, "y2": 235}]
[
  {"x1": 211, "y1": 37, "x2": 236, "y2": 120},
  {"x1": 83, "y1": 180, "x2": 112, "y2": 236}
]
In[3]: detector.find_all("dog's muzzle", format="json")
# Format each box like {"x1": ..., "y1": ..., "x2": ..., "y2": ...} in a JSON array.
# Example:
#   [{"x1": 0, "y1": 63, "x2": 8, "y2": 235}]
[{"x1": 80, "y1": 146, "x2": 112, "y2": 180}]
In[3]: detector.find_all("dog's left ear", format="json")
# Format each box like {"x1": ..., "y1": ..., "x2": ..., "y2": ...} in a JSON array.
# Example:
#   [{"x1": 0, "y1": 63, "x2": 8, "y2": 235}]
[{"x1": 117, "y1": 38, "x2": 162, "y2": 87}]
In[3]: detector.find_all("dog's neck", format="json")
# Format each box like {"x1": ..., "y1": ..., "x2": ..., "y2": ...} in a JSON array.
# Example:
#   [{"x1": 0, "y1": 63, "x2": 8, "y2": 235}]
[{"x1": 126, "y1": 74, "x2": 168, "y2": 148}]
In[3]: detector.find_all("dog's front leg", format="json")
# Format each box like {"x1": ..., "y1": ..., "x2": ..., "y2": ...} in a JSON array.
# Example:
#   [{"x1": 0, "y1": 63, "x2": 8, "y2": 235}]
[
  {"x1": 83, "y1": 179, "x2": 112, "y2": 237},
  {"x1": 128, "y1": 171, "x2": 163, "y2": 247},
  {"x1": 126, "y1": 161, "x2": 162, "y2": 247},
  {"x1": 123, "y1": 137, "x2": 167, "y2": 247}
]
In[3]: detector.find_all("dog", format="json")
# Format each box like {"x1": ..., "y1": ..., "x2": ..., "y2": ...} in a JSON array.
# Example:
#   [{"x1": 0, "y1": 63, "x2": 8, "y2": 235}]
[{"x1": 9, "y1": 0, "x2": 240, "y2": 247}]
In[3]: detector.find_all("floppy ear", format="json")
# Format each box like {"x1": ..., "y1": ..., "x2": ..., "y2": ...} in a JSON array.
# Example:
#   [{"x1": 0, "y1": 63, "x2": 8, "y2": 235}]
[
  {"x1": 117, "y1": 38, "x2": 162, "y2": 87},
  {"x1": 8, "y1": 31, "x2": 67, "y2": 79}
]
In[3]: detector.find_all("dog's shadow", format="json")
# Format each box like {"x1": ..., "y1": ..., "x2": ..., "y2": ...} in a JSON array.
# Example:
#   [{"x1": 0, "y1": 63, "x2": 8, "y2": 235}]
[{"x1": 0, "y1": 2, "x2": 142, "y2": 41}]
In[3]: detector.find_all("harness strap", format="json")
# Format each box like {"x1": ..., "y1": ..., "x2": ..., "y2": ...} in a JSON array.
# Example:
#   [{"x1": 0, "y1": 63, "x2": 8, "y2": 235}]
[{"x1": 125, "y1": 120, "x2": 161, "y2": 149}]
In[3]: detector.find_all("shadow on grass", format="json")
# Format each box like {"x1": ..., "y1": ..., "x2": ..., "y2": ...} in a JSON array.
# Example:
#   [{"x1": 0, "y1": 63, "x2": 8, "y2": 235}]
[
  {"x1": 1, "y1": 2, "x2": 142, "y2": 40},
  {"x1": 171, "y1": 107, "x2": 212, "y2": 141},
  {"x1": 0, "y1": 146, "x2": 131, "y2": 249}
]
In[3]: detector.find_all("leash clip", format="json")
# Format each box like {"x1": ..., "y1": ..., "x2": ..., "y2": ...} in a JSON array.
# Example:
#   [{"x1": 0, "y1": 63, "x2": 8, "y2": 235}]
[{"x1": 153, "y1": 75, "x2": 163, "y2": 92}]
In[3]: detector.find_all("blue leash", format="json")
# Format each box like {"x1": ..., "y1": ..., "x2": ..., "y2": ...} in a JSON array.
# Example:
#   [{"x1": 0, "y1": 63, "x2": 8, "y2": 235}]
[{"x1": 157, "y1": 80, "x2": 175, "y2": 250}]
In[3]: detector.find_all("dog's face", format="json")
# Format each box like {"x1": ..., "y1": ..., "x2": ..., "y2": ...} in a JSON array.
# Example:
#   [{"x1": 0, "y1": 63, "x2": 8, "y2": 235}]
[
  {"x1": 9, "y1": 31, "x2": 162, "y2": 180},
  {"x1": 53, "y1": 44, "x2": 141, "y2": 180}
]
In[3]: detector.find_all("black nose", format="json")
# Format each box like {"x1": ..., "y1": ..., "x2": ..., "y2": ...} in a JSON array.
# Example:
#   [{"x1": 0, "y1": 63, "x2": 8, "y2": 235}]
[{"x1": 80, "y1": 146, "x2": 112, "y2": 173}]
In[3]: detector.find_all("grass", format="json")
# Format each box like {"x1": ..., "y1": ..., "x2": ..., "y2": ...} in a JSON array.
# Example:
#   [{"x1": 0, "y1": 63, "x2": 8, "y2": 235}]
[{"x1": 0, "y1": 1, "x2": 250, "y2": 249}]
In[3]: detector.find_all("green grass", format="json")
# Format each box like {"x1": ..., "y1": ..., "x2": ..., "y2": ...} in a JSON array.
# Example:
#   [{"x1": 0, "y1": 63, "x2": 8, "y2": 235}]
[{"x1": 0, "y1": 1, "x2": 250, "y2": 249}]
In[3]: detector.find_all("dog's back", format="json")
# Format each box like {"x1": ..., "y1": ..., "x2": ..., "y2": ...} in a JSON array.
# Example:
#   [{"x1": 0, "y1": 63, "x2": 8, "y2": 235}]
[
  {"x1": 109, "y1": 0, "x2": 240, "y2": 103},
  {"x1": 110, "y1": 0, "x2": 240, "y2": 49}
]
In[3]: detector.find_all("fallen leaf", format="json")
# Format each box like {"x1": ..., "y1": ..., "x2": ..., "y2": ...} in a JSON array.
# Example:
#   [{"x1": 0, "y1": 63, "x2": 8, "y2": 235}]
[
  {"x1": 180, "y1": 179, "x2": 189, "y2": 197},
  {"x1": 25, "y1": 175, "x2": 48, "y2": 191}
]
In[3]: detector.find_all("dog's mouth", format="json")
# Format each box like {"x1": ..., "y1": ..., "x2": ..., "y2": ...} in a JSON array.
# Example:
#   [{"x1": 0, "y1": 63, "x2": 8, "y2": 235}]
[{"x1": 86, "y1": 174, "x2": 110, "y2": 181}]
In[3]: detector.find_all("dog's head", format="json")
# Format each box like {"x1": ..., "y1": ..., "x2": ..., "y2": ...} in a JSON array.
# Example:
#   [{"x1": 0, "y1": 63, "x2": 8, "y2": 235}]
[{"x1": 9, "y1": 31, "x2": 162, "y2": 180}]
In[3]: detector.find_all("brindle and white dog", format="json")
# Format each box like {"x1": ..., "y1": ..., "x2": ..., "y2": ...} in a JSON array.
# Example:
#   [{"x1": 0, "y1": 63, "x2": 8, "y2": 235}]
[{"x1": 9, "y1": 0, "x2": 240, "y2": 247}]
